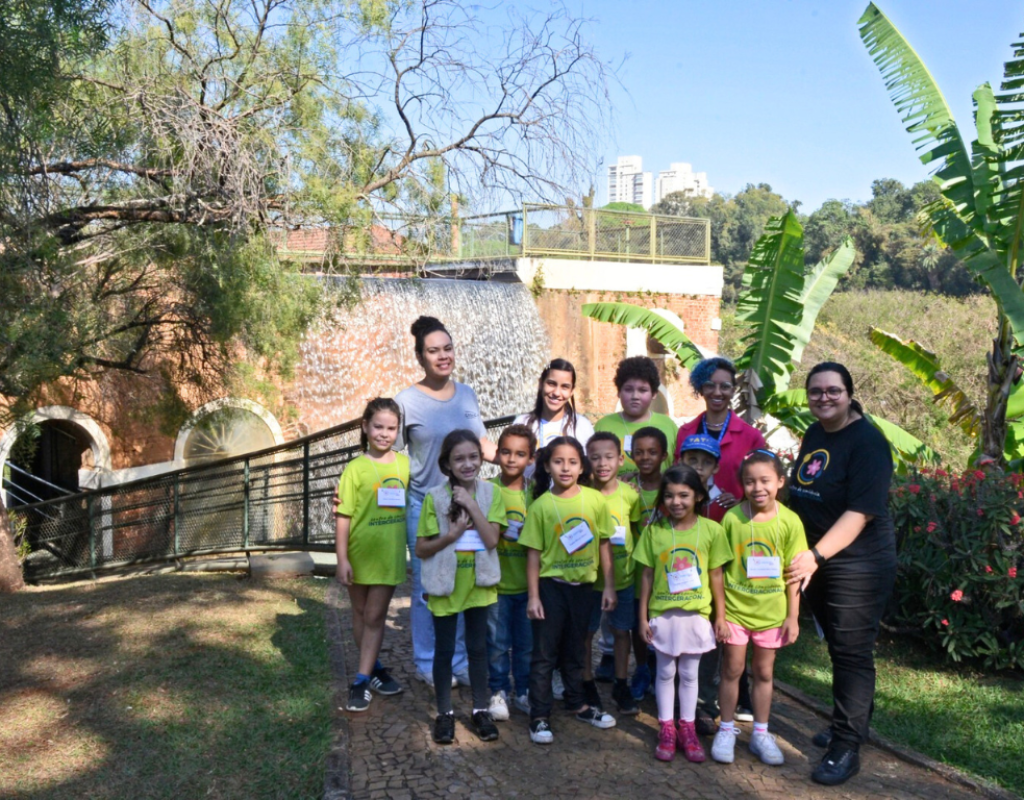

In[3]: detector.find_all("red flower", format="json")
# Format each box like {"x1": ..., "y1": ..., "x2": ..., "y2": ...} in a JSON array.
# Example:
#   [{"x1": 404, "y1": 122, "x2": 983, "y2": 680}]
[
  {"x1": 986, "y1": 565, "x2": 993, "y2": 574},
  {"x1": 941, "y1": 619, "x2": 949, "y2": 626},
  {"x1": 926, "y1": 521, "x2": 937, "y2": 533},
  {"x1": 1012, "y1": 512, "x2": 1021, "y2": 526},
  {"x1": 974, "y1": 469, "x2": 986, "y2": 480},
  {"x1": 1011, "y1": 567, "x2": 1019, "y2": 579},
  {"x1": 936, "y1": 469, "x2": 948, "y2": 478},
  {"x1": 921, "y1": 467, "x2": 931, "y2": 474},
  {"x1": 977, "y1": 508, "x2": 985, "y2": 517},
  {"x1": 909, "y1": 484, "x2": 921, "y2": 494},
  {"x1": 913, "y1": 526, "x2": 922, "y2": 533},
  {"x1": 951, "y1": 589, "x2": 964, "y2": 602}
]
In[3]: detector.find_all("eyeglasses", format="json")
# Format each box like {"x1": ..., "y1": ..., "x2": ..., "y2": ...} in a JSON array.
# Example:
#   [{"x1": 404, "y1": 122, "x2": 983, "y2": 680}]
[
  {"x1": 807, "y1": 386, "x2": 846, "y2": 400},
  {"x1": 701, "y1": 381, "x2": 734, "y2": 394}
]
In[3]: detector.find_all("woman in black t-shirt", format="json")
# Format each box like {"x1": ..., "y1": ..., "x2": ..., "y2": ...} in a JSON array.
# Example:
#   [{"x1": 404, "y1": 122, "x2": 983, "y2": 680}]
[{"x1": 784, "y1": 362, "x2": 895, "y2": 787}]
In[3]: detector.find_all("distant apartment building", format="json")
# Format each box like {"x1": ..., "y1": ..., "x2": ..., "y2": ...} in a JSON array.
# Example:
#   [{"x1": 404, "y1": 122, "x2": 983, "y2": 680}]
[
  {"x1": 656, "y1": 162, "x2": 714, "y2": 203},
  {"x1": 607, "y1": 155, "x2": 653, "y2": 209}
]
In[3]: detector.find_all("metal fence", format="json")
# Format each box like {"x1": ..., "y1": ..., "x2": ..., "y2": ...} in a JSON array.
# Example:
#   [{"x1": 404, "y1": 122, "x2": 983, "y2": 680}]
[{"x1": 10, "y1": 416, "x2": 515, "y2": 580}]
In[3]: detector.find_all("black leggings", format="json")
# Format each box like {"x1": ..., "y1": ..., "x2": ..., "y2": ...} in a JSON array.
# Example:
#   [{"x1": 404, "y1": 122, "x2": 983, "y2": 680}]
[{"x1": 433, "y1": 605, "x2": 490, "y2": 715}]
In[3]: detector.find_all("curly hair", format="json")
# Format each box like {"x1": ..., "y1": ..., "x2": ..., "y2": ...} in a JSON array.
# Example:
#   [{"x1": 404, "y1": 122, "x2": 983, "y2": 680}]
[
  {"x1": 688, "y1": 357, "x2": 737, "y2": 396},
  {"x1": 613, "y1": 356, "x2": 660, "y2": 392}
]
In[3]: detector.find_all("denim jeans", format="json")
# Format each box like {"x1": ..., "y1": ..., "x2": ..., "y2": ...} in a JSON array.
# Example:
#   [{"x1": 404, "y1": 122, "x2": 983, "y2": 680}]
[
  {"x1": 487, "y1": 592, "x2": 532, "y2": 696},
  {"x1": 803, "y1": 561, "x2": 896, "y2": 747},
  {"x1": 406, "y1": 492, "x2": 468, "y2": 677}
]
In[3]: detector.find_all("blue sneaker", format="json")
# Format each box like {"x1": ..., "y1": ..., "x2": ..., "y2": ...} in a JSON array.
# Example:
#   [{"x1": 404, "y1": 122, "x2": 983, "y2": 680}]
[{"x1": 630, "y1": 663, "x2": 651, "y2": 701}]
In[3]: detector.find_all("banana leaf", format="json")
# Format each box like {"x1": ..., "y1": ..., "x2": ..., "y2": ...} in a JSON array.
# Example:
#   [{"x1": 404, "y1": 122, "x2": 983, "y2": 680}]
[
  {"x1": 868, "y1": 327, "x2": 982, "y2": 436},
  {"x1": 761, "y1": 390, "x2": 815, "y2": 436},
  {"x1": 786, "y1": 238, "x2": 856, "y2": 368},
  {"x1": 580, "y1": 302, "x2": 704, "y2": 370},
  {"x1": 864, "y1": 414, "x2": 942, "y2": 469}
]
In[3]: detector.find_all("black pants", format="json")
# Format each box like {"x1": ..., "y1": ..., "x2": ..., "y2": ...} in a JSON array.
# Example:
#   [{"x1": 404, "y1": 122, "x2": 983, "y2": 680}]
[
  {"x1": 529, "y1": 579, "x2": 592, "y2": 719},
  {"x1": 433, "y1": 604, "x2": 490, "y2": 715},
  {"x1": 803, "y1": 562, "x2": 896, "y2": 747}
]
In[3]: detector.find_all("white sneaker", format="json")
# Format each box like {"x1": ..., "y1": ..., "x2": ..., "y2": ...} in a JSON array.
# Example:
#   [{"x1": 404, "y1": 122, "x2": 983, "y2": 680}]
[
  {"x1": 413, "y1": 670, "x2": 435, "y2": 688},
  {"x1": 513, "y1": 693, "x2": 530, "y2": 714},
  {"x1": 711, "y1": 726, "x2": 739, "y2": 763},
  {"x1": 489, "y1": 690, "x2": 510, "y2": 721},
  {"x1": 529, "y1": 718, "x2": 554, "y2": 744},
  {"x1": 749, "y1": 731, "x2": 785, "y2": 765},
  {"x1": 552, "y1": 669, "x2": 565, "y2": 701}
]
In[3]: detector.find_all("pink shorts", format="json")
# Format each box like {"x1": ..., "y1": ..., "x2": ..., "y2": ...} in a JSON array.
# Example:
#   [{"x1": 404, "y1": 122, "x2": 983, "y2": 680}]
[{"x1": 724, "y1": 621, "x2": 788, "y2": 649}]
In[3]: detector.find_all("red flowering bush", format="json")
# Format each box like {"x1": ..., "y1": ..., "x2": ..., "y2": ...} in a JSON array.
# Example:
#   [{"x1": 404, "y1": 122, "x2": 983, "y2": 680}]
[{"x1": 889, "y1": 469, "x2": 1024, "y2": 670}]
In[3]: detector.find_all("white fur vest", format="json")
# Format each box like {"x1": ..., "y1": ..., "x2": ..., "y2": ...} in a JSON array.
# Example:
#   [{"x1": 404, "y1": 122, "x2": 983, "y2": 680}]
[{"x1": 420, "y1": 480, "x2": 501, "y2": 597}]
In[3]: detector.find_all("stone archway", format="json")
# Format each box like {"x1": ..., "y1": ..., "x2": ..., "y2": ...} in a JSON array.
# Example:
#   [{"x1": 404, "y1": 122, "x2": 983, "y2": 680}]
[{"x1": 173, "y1": 398, "x2": 284, "y2": 466}]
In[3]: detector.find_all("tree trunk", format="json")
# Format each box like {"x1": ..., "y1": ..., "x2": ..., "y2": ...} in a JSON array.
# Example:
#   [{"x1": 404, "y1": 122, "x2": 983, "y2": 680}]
[
  {"x1": 0, "y1": 497, "x2": 25, "y2": 593},
  {"x1": 982, "y1": 314, "x2": 1017, "y2": 467}
]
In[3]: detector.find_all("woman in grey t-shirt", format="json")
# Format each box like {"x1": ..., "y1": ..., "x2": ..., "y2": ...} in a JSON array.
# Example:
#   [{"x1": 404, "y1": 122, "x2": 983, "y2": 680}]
[{"x1": 395, "y1": 316, "x2": 495, "y2": 685}]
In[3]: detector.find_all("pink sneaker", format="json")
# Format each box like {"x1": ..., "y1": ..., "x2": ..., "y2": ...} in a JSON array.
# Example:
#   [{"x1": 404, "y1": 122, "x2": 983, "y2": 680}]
[
  {"x1": 654, "y1": 721, "x2": 676, "y2": 762},
  {"x1": 677, "y1": 720, "x2": 706, "y2": 763}
]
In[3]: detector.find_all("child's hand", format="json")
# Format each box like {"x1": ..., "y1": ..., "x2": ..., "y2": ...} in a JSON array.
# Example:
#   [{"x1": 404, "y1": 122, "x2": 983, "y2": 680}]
[
  {"x1": 601, "y1": 586, "x2": 617, "y2": 612},
  {"x1": 640, "y1": 619, "x2": 653, "y2": 644},
  {"x1": 447, "y1": 509, "x2": 470, "y2": 541},
  {"x1": 714, "y1": 616, "x2": 731, "y2": 643},
  {"x1": 336, "y1": 559, "x2": 353, "y2": 586},
  {"x1": 781, "y1": 616, "x2": 800, "y2": 646},
  {"x1": 527, "y1": 597, "x2": 545, "y2": 620},
  {"x1": 451, "y1": 485, "x2": 479, "y2": 513}
]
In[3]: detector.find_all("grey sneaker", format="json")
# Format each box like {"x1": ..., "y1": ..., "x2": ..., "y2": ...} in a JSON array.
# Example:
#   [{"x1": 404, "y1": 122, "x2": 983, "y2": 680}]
[
  {"x1": 710, "y1": 726, "x2": 738, "y2": 763},
  {"x1": 750, "y1": 731, "x2": 785, "y2": 765},
  {"x1": 513, "y1": 692, "x2": 530, "y2": 714},
  {"x1": 488, "y1": 690, "x2": 510, "y2": 721}
]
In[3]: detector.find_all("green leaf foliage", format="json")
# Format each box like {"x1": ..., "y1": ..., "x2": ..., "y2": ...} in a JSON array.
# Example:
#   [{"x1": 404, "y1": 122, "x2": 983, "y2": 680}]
[
  {"x1": 865, "y1": 413, "x2": 941, "y2": 468},
  {"x1": 580, "y1": 302, "x2": 704, "y2": 370}
]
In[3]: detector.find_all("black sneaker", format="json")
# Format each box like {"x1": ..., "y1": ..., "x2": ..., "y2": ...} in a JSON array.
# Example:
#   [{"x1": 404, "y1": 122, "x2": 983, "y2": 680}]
[
  {"x1": 472, "y1": 710, "x2": 499, "y2": 742},
  {"x1": 612, "y1": 681, "x2": 639, "y2": 715},
  {"x1": 433, "y1": 712, "x2": 455, "y2": 744},
  {"x1": 695, "y1": 710, "x2": 717, "y2": 736},
  {"x1": 370, "y1": 666, "x2": 403, "y2": 696},
  {"x1": 812, "y1": 744, "x2": 860, "y2": 786},
  {"x1": 346, "y1": 680, "x2": 371, "y2": 712},
  {"x1": 583, "y1": 680, "x2": 603, "y2": 711},
  {"x1": 594, "y1": 653, "x2": 616, "y2": 682},
  {"x1": 812, "y1": 727, "x2": 833, "y2": 748}
]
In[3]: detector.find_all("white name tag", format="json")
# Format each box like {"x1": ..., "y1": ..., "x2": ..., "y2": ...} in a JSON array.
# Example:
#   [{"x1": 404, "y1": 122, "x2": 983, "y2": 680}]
[
  {"x1": 746, "y1": 555, "x2": 781, "y2": 579},
  {"x1": 667, "y1": 565, "x2": 701, "y2": 594},
  {"x1": 623, "y1": 434, "x2": 633, "y2": 454},
  {"x1": 609, "y1": 525, "x2": 628, "y2": 547},
  {"x1": 559, "y1": 521, "x2": 594, "y2": 554},
  {"x1": 377, "y1": 487, "x2": 406, "y2": 507},
  {"x1": 503, "y1": 521, "x2": 523, "y2": 541},
  {"x1": 455, "y1": 528, "x2": 486, "y2": 552}
]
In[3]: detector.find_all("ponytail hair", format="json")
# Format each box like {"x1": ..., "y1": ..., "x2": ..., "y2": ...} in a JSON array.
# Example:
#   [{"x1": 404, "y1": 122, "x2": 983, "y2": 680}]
[
  {"x1": 806, "y1": 361, "x2": 864, "y2": 415},
  {"x1": 532, "y1": 436, "x2": 591, "y2": 500},
  {"x1": 437, "y1": 429, "x2": 483, "y2": 521},
  {"x1": 359, "y1": 397, "x2": 402, "y2": 452}
]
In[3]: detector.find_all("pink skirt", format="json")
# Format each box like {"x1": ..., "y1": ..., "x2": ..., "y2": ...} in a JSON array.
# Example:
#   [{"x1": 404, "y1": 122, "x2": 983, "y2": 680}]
[{"x1": 649, "y1": 608, "x2": 717, "y2": 657}]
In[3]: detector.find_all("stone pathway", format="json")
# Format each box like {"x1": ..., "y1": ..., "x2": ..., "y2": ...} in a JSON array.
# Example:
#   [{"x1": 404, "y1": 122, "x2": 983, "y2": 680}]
[{"x1": 328, "y1": 582, "x2": 988, "y2": 800}]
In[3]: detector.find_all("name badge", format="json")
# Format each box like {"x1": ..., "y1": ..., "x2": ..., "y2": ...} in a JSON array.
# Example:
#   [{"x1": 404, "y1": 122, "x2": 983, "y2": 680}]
[
  {"x1": 609, "y1": 525, "x2": 628, "y2": 547},
  {"x1": 623, "y1": 434, "x2": 633, "y2": 454},
  {"x1": 560, "y1": 521, "x2": 594, "y2": 554},
  {"x1": 746, "y1": 555, "x2": 781, "y2": 579},
  {"x1": 503, "y1": 521, "x2": 523, "y2": 541},
  {"x1": 455, "y1": 529, "x2": 486, "y2": 552},
  {"x1": 667, "y1": 566, "x2": 701, "y2": 594},
  {"x1": 377, "y1": 487, "x2": 406, "y2": 507}
]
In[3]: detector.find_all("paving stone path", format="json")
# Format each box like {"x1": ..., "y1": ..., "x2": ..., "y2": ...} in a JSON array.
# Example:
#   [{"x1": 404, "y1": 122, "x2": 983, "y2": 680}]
[{"x1": 329, "y1": 581, "x2": 986, "y2": 800}]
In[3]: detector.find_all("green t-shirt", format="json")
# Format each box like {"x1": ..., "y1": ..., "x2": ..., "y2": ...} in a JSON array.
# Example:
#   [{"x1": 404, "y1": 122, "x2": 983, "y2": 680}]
[
  {"x1": 593, "y1": 412, "x2": 679, "y2": 475},
  {"x1": 594, "y1": 481, "x2": 642, "y2": 592},
  {"x1": 416, "y1": 487, "x2": 507, "y2": 617},
  {"x1": 721, "y1": 504, "x2": 808, "y2": 631},
  {"x1": 632, "y1": 484, "x2": 661, "y2": 592},
  {"x1": 632, "y1": 517, "x2": 731, "y2": 620},
  {"x1": 335, "y1": 454, "x2": 410, "y2": 586},
  {"x1": 492, "y1": 479, "x2": 531, "y2": 595},
  {"x1": 518, "y1": 486, "x2": 613, "y2": 585}
]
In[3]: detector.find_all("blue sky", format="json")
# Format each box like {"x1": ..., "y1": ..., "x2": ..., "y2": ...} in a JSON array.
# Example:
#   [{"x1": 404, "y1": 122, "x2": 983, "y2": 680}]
[{"x1": 579, "y1": 0, "x2": 1023, "y2": 211}]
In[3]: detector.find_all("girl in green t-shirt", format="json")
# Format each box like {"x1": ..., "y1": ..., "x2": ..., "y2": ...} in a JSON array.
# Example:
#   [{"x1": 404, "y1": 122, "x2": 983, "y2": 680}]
[
  {"x1": 415, "y1": 430, "x2": 506, "y2": 746},
  {"x1": 711, "y1": 449, "x2": 806, "y2": 768},
  {"x1": 335, "y1": 398, "x2": 409, "y2": 714},
  {"x1": 634, "y1": 465, "x2": 731, "y2": 765}
]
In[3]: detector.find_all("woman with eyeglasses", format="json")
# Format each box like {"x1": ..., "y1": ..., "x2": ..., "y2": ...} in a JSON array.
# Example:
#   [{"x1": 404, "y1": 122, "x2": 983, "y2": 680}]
[
  {"x1": 784, "y1": 362, "x2": 896, "y2": 787},
  {"x1": 674, "y1": 357, "x2": 767, "y2": 523}
]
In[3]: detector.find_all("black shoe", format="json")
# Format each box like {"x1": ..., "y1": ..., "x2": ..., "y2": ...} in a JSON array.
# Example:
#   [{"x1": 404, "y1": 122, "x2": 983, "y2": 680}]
[
  {"x1": 812, "y1": 744, "x2": 860, "y2": 786},
  {"x1": 583, "y1": 679, "x2": 603, "y2": 711},
  {"x1": 594, "y1": 653, "x2": 616, "y2": 683},
  {"x1": 433, "y1": 712, "x2": 455, "y2": 744},
  {"x1": 472, "y1": 710, "x2": 500, "y2": 742},
  {"x1": 346, "y1": 680, "x2": 371, "y2": 712},
  {"x1": 612, "y1": 681, "x2": 639, "y2": 715},
  {"x1": 812, "y1": 726, "x2": 833, "y2": 748},
  {"x1": 695, "y1": 710, "x2": 717, "y2": 737},
  {"x1": 370, "y1": 666, "x2": 403, "y2": 696}
]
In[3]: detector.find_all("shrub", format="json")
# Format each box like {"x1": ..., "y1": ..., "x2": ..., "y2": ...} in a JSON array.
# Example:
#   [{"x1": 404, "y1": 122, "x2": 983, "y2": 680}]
[{"x1": 889, "y1": 469, "x2": 1024, "y2": 670}]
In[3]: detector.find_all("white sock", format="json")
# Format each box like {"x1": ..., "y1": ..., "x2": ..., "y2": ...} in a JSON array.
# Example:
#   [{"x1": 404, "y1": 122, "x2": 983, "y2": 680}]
[
  {"x1": 719, "y1": 720, "x2": 736, "y2": 732},
  {"x1": 473, "y1": 708, "x2": 489, "y2": 715},
  {"x1": 753, "y1": 722, "x2": 768, "y2": 735}
]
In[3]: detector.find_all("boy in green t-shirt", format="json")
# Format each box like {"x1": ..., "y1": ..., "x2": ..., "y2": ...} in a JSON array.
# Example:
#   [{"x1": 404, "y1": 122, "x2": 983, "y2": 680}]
[
  {"x1": 594, "y1": 355, "x2": 679, "y2": 475},
  {"x1": 486, "y1": 424, "x2": 537, "y2": 721}
]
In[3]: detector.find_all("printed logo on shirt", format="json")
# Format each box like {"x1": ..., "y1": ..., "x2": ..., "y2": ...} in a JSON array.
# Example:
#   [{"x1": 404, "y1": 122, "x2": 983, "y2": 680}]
[
  {"x1": 378, "y1": 476, "x2": 407, "y2": 490},
  {"x1": 796, "y1": 449, "x2": 829, "y2": 486},
  {"x1": 659, "y1": 545, "x2": 702, "y2": 576}
]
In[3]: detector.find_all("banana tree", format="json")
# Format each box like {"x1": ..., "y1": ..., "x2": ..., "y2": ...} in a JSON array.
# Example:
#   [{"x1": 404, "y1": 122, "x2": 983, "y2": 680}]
[
  {"x1": 859, "y1": 3, "x2": 1024, "y2": 466},
  {"x1": 582, "y1": 211, "x2": 940, "y2": 467}
]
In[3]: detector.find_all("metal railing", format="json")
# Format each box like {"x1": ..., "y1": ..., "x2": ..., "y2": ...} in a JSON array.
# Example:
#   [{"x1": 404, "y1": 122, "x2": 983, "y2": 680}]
[
  {"x1": 275, "y1": 205, "x2": 711, "y2": 269},
  {"x1": 9, "y1": 415, "x2": 516, "y2": 580}
]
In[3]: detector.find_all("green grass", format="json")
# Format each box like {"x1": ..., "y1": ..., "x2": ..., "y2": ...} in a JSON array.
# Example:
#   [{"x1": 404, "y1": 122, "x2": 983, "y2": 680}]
[
  {"x1": 775, "y1": 621, "x2": 1024, "y2": 792},
  {"x1": 0, "y1": 573, "x2": 333, "y2": 800}
]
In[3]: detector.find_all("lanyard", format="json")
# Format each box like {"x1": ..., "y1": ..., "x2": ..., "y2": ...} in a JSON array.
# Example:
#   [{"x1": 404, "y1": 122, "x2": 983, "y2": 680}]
[
  {"x1": 670, "y1": 516, "x2": 702, "y2": 568},
  {"x1": 634, "y1": 478, "x2": 657, "y2": 527},
  {"x1": 366, "y1": 454, "x2": 398, "y2": 487},
  {"x1": 555, "y1": 486, "x2": 587, "y2": 533},
  {"x1": 745, "y1": 501, "x2": 780, "y2": 554},
  {"x1": 702, "y1": 411, "x2": 731, "y2": 444}
]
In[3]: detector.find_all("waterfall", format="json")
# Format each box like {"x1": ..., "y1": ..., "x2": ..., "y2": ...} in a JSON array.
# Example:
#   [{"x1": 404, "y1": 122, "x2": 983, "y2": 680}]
[{"x1": 290, "y1": 278, "x2": 550, "y2": 431}]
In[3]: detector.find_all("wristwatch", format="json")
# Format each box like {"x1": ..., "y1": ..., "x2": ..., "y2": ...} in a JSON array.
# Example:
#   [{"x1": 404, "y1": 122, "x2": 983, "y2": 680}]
[{"x1": 811, "y1": 547, "x2": 826, "y2": 567}]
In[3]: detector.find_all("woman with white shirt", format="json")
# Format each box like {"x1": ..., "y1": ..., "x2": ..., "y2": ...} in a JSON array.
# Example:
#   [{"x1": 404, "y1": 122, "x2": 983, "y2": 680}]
[{"x1": 514, "y1": 358, "x2": 594, "y2": 450}]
